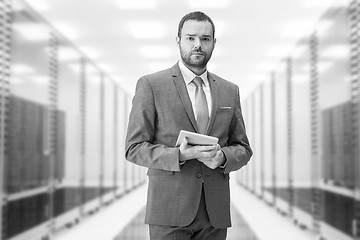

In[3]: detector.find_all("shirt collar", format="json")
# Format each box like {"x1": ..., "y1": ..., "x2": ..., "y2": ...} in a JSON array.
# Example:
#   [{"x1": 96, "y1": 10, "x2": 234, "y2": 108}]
[{"x1": 178, "y1": 59, "x2": 208, "y2": 86}]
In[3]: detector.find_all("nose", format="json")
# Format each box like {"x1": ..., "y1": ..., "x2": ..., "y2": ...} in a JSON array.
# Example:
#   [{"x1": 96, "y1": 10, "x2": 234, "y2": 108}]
[{"x1": 193, "y1": 38, "x2": 202, "y2": 50}]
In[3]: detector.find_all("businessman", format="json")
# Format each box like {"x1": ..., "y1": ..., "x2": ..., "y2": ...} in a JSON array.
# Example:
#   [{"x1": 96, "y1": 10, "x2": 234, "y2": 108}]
[{"x1": 125, "y1": 11, "x2": 252, "y2": 240}]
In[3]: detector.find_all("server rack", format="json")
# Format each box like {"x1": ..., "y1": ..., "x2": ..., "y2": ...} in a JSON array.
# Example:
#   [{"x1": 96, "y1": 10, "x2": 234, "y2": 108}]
[
  {"x1": 316, "y1": 3, "x2": 355, "y2": 239},
  {"x1": 53, "y1": 38, "x2": 83, "y2": 232},
  {"x1": 273, "y1": 60, "x2": 292, "y2": 216},
  {"x1": 253, "y1": 88, "x2": 263, "y2": 198},
  {"x1": 262, "y1": 77, "x2": 275, "y2": 205},
  {"x1": 259, "y1": 84, "x2": 265, "y2": 200},
  {"x1": 237, "y1": 0, "x2": 359, "y2": 240},
  {"x1": 291, "y1": 36, "x2": 313, "y2": 230},
  {"x1": 237, "y1": 98, "x2": 250, "y2": 190},
  {"x1": 270, "y1": 73, "x2": 277, "y2": 205},
  {"x1": 101, "y1": 75, "x2": 117, "y2": 205},
  {"x1": 0, "y1": 1, "x2": 12, "y2": 239},
  {"x1": 349, "y1": 0, "x2": 360, "y2": 238},
  {"x1": 249, "y1": 94, "x2": 256, "y2": 194},
  {"x1": 0, "y1": 0, "x2": 147, "y2": 239},
  {"x1": 244, "y1": 98, "x2": 252, "y2": 191}
]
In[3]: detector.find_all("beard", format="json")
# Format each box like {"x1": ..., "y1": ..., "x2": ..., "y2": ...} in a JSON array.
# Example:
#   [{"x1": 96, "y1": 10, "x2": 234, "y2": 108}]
[{"x1": 180, "y1": 48, "x2": 212, "y2": 69}]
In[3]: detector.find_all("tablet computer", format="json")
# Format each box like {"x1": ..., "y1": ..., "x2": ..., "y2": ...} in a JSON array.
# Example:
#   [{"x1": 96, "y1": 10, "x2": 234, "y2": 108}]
[{"x1": 175, "y1": 130, "x2": 218, "y2": 147}]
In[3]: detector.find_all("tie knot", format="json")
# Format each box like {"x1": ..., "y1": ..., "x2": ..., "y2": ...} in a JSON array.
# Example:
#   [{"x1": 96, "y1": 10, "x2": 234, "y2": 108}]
[{"x1": 192, "y1": 77, "x2": 204, "y2": 88}]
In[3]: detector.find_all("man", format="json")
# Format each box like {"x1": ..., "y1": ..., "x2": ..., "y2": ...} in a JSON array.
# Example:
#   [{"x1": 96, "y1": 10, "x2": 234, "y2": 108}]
[{"x1": 125, "y1": 11, "x2": 252, "y2": 240}]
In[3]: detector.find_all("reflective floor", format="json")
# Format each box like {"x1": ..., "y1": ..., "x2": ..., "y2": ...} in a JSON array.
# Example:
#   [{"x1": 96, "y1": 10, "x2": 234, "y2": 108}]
[{"x1": 114, "y1": 204, "x2": 258, "y2": 240}]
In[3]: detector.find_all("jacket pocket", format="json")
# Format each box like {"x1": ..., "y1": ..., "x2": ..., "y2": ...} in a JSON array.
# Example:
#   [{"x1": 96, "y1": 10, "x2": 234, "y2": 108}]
[{"x1": 147, "y1": 168, "x2": 175, "y2": 176}]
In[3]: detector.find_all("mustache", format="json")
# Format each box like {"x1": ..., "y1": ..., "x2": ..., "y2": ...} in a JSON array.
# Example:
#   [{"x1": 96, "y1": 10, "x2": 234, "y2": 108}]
[{"x1": 191, "y1": 50, "x2": 206, "y2": 55}]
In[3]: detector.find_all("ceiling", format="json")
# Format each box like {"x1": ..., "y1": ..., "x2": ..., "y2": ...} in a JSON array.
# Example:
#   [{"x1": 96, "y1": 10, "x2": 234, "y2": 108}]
[{"x1": 23, "y1": 0, "x2": 340, "y2": 98}]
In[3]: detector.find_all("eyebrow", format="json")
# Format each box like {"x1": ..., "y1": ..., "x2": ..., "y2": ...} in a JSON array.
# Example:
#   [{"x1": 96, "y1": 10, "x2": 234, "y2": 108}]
[{"x1": 185, "y1": 34, "x2": 212, "y2": 38}]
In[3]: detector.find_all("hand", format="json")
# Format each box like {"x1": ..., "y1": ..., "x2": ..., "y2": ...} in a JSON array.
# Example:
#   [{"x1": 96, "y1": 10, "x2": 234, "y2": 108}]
[
  {"x1": 197, "y1": 148, "x2": 225, "y2": 169},
  {"x1": 179, "y1": 137, "x2": 220, "y2": 162}
]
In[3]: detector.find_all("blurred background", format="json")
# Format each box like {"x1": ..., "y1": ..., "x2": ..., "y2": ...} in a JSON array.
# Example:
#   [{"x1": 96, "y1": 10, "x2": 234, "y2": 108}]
[{"x1": 0, "y1": 0, "x2": 358, "y2": 239}]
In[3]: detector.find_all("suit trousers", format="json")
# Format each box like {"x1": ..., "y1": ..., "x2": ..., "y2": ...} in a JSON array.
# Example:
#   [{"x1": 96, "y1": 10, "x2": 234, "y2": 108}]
[{"x1": 148, "y1": 185, "x2": 227, "y2": 240}]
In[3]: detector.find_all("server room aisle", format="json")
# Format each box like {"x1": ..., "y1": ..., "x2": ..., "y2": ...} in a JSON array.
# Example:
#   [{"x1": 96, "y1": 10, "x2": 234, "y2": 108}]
[
  {"x1": 54, "y1": 179, "x2": 316, "y2": 240},
  {"x1": 114, "y1": 204, "x2": 258, "y2": 240}
]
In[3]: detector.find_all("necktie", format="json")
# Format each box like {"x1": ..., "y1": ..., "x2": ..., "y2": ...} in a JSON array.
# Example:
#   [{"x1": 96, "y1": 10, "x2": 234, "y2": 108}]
[{"x1": 192, "y1": 77, "x2": 209, "y2": 134}]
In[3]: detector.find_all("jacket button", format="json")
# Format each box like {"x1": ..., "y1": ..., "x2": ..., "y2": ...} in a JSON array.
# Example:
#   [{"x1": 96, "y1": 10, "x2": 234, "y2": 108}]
[{"x1": 196, "y1": 173, "x2": 202, "y2": 178}]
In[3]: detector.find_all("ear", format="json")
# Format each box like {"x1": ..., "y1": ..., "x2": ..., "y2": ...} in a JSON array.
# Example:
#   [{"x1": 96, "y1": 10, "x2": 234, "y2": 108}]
[{"x1": 176, "y1": 36, "x2": 180, "y2": 46}]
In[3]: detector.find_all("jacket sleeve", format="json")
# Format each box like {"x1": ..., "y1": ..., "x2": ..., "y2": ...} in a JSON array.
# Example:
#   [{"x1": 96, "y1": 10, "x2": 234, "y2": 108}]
[
  {"x1": 221, "y1": 86, "x2": 253, "y2": 174},
  {"x1": 125, "y1": 76, "x2": 181, "y2": 171}
]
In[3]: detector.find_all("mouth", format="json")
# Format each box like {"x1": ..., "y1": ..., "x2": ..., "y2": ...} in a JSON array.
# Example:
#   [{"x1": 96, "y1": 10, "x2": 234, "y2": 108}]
[{"x1": 191, "y1": 52, "x2": 205, "y2": 56}]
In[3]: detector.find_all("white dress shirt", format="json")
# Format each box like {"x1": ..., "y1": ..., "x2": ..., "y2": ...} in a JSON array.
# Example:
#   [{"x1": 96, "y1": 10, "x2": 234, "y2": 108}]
[{"x1": 178, "y1": 60, "x2": 212, "y2": 120}]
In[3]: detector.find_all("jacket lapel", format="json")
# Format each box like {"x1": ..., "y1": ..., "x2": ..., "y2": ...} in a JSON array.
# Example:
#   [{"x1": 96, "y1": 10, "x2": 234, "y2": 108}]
[
  {"x1": 171, "y1": 63, "x2": 199, "y2": 132},
  {"x1": 206, "y1": 72, "x2": 219, "y2": 135}
]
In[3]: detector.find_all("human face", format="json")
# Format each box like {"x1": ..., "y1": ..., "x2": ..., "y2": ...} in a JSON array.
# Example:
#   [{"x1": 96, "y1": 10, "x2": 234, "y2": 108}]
[{"x1": 177, "y1": 20, "x2": 216, "y2": 73}]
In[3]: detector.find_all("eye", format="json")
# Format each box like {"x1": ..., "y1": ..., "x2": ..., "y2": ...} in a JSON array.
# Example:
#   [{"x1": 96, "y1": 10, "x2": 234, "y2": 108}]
[
  {"x1": 201, "y1": 38, "x2": 210, "y2": 41},
  {"x1": 187, "y1": 36, "x2": 194, "y2": 41}
]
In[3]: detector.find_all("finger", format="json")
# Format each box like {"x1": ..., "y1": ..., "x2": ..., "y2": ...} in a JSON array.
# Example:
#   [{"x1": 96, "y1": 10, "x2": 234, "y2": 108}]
[
  {"x1": 197, "y1": 157, "x2": 212, "y2": 162},
  {"x1": 199, "y1": 160, "x2": 217, "y2": 169},
  {"x1": 197, "y1": 145, "x2": 218, "y2": 152},
  {"x1": 197, "y1": 150, "x2": 216, "y2": 159}
]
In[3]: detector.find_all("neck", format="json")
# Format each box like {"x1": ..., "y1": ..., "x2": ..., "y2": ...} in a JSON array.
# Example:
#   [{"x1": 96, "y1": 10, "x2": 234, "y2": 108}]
[{"x1": 184, "y1": 63, "x2": 206, "y2": 76}]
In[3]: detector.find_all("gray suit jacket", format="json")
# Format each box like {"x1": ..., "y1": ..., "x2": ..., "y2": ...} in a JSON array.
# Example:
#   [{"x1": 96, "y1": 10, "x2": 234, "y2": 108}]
[{"x1": 125, "y1": 63, "x2": 252, "y2": 228}]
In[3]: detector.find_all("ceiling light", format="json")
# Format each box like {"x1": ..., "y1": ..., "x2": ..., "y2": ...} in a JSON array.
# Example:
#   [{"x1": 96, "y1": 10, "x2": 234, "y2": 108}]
[
  {"x1": 292, "y1": 74, "x2": 309, "y2": 83},
  {"x1": 246, "y1": 74, "x2": 269, "y2": 82},
  {"x1": 58, "y1": 47, "x2": 80, "y2": 61},
  {"x1": 332, "y1": 0, "x2": 349, "y2": 8},
  {"x1": 303, "y1": 0, "x2": 335, "y2": 8},
  {"x1": 318, "y1": 62, "x2": 333, "y2": 73},
  {"x1": 148, "y1": 62, "x2": 174, "y2": 72},
  {"x1": 255, "y1": 62, "x2": 276, "y2": 72},
  {"x1": 303, "y1": 0, "x2": 348, "y2": 8},
  {"x1": 127, "y1": 22, "x2": 166, "y2": 39},
  {"x1": 99, "y1": 63, "x2": 116, "y2": 73},
  {"x1": 25, "y1": 0, "x2": 50, "y2": 11},
  {"x1": 322, "y1": 44, "x2": 349, "y2": 59},
  {"x1": 30, "y1": 76, "x2": 48, "y2": 84},
  {"x1": 290, "y1": 45, "x2": 307, "y2": 58},
  {"x1": 302, "y1": 61, "x2": 332, "y2": 73},
  {"x1": 281, "y1": 20, "x2": 314, "y2": 39},
  {"x1": 80, "y1": 46, "x2": 101, "y2": 59},
  {"x1": 69, "y1": 63, "x2": 101, "y2": 76},
  {"x1": 139, "y1": 46, "x2": 172, "y2": 59},
  {"x1": 266, "y1": 45, "x2": 292, "y2": 58},
  {"x1": 11, "y1": 77, "x2": 24, "y2": 85},
  {"x1": 12, "y1": 0, "x2": 25, "y2": 12},
  {"x1": 315, "y1": 20, "x2": 333, "y2": 37},
  {"x1": 12, "y1": 64, "x2": 35, "y2": 75},
  {"x1": 69, "y1": 63, "x2": 81, "y2": 74},
  {"x1": 188, "y1": 0, "x2": 230, "y2": 9},
  {"x1": 115, "y1": 0, "x2": 157, "y2": 10},
  {"x1": 111, "y1": 75, "x2": 125, "y2": 85},
  {"x1": 12, "y1": 23, "x2": 50, "y2": 41},
  {"x1": 86, "y1": 64, "x2": 101, "y2": 75},
  {"x1": 53, "y1": 22, "x2": 79, "y2": 40},
  {"x1": 274, "y1": 61, "x2": 287, "y2": 72},
  {"x1": 87, "y1": 75, "x2": 101, "y2": 85}
]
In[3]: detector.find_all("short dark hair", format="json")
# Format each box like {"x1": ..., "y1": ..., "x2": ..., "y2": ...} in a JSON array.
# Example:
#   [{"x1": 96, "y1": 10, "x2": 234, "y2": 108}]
[{"x1": 177, "y1": 11, "x2": 215, "y2": 38}]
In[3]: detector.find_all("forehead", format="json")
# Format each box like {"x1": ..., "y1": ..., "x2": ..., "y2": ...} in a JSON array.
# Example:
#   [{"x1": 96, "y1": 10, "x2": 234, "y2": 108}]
[{"x1": 181, "y1": 20, "x2": 213, "y2": 37}]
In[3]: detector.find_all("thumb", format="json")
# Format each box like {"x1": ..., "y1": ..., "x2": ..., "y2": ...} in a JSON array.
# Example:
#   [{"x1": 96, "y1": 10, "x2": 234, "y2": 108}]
[
  {"x1": 180, "y1": 137, "x2": 189, "y2": 150},
  {"x1": 181, "y1": 137, "x2": 189, "y2": 147}
]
